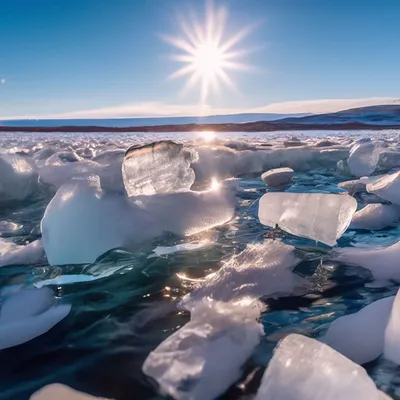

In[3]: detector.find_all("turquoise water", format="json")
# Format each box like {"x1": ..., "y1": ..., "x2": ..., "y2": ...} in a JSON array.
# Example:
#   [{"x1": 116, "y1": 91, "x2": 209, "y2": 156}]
[{"x1": 0, "y1": 132, "x2": 400, "y2": 399}]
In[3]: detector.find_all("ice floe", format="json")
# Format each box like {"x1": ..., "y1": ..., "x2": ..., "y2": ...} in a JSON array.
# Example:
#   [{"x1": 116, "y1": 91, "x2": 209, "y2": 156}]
[
  {"x1": 142, "y1": 299, "x2": 263, "y2": 400},
  {"x1": 41, "y1": 176, "x2": 235, "y2": 265},
  {"x1": 122, "y1": 141, "x2": 197, "y2": 196},
  {"x1": 255, "y1": 334, "x2": 389, "y2": 400},
  {"x1": 261, "y1": 167, "x2": 294, "y2": 187},
  {"x1": 347, "y1": 142, "x2": 383, "y2": 177},
  {"x1": 367, "y1": 171, "x2": 400, "y2": 205},
  {"x1": 258, "y1": 192, "x2": 357, "y2": 246},
  {"x1": 0, "y1": 286, "x2": 71, "y2": 350}
]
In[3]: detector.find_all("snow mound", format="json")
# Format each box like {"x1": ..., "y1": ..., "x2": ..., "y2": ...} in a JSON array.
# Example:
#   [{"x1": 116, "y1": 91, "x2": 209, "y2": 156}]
[
  {"x1": 332, "y1": 241, "x2": 400, "y2": 282},
  {"x1": 142, "y1": 299, "x2": 263, "y2": 400},
  {"x1": 0, "y1": 154, "x2": 38, "y2": 202},
  {"x1": 349, "y1": 204, "x2": 400, "y2": 230},
  {"x1": 384, "y1": 289, "x2": 400, "y2": 364},
  {"x1": 180, "y1": 241, "x2": 305, "y2": 309},
  {"x1": 255, "y1": 334, "x2": 389, "y2": 400},
  {"x1": 0, "y1": 239, "x2": 44, "y2": 267},
  {"x1": 122, "y1": 141, "x2": 197, "y2": 196},
  {"x1": 321, "y1": 296, "x2": 394, "y2": 364},
  {"x1": 258, "y1": 193, "x2": 357, "y2": 246},
  {"x1": 0, "y1": 286, "x2": 71, "y2": 350}
]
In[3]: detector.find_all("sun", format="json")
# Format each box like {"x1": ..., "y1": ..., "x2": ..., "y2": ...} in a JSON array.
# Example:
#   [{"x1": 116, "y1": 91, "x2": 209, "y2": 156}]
[{"x1": 163, "y1": 0, "x2": 254, "y2": 102}]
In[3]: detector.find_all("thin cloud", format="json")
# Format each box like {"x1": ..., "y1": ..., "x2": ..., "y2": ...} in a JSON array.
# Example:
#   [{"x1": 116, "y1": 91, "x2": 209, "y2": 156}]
[
  {"x1": 1, "y1": 97, "x2": 399, "y2": 120},
  {"x1": 250, "y1": 97, "x2": 399, "y2": 114},
  {"x1": 0, "y1": 79, "x2": 5, "y2": 84}
]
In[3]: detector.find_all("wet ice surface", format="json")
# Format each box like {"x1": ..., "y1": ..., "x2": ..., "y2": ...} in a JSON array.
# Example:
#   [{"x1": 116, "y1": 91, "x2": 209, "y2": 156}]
[{"x1": 2, "y1": 130, "x2": 400, "y2": 399}]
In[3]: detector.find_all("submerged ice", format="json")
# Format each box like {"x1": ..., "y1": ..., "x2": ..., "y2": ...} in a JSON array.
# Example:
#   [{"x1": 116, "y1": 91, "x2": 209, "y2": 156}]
[{"x1": 181, "y1": 240, "x2": 306, "y2": 309}]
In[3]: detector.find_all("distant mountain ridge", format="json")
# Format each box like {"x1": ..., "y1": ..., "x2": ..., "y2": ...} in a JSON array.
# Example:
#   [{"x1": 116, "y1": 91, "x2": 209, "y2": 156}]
[
  {"x1": 1, "y1": 104, "x2": 400, "y2": 132},
  {"x1": 0, "y1": 112, "x2": 309, "y2": 127},
  {"x1": 276, "y1": 104, "x2": 400, "y2": 126}
]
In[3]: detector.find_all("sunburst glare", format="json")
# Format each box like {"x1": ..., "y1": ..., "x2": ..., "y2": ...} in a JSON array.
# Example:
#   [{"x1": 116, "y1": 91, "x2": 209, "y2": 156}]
[{"x1": 163, "y1": 0, "x2": 254, "y2": 102}]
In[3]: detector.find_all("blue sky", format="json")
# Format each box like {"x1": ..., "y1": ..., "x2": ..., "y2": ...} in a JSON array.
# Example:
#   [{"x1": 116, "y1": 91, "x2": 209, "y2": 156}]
[{"x1": 0, "y1": 0, "x2": 399, "y2": 119}]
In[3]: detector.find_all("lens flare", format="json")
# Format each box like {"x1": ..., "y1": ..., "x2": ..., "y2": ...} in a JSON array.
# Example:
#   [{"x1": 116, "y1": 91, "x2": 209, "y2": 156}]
[
  {"x1": 210, "y1": 177, "x2": 220, "y2": 191},
  {"x1": 200, "y1": 130, "x2": 216, "y2": 142},
  {"x1": 163, "y1": 0, "x2": 255, "y2": 102}
]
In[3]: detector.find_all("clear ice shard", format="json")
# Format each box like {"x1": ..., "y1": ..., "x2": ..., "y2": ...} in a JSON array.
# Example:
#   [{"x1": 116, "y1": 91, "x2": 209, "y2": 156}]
[
  {"x1": 142, "y1": 299, "x2": 263, "y2": 400},
  {"x1": 384, "y1": 289, "x2": 400, "y2": 364},
  {"x1": 332, "y1": 241, "x2": 400, "y2": 282},
  {"x1": 122, "y1": 141, "x2": 197, "y2": 196},
  {"x1": 321, "y1": 296, "x2": 394, "y2": 364},
  {"x1": 349, "y1": 204, "x2": 400, "y2": 230},
  {"x1": 347, "y1": 142, "x2": 382, "y2": 177},
  {"x1": 367, "y1": 171, "x2": 400, "y2": 205},
  {"x1": 261, "y1": 168, "x2": 294, "y2": 187},
  {"x1": 41, "y1": 176, "x2": 235, "y2": 265},
  {"x1": 255, "y1": 334, "x2": 389, "y2": 400},
  {"x1": 180, "y1": 241, "x2": 306, "y2": 310},
  {"x1": 0, "y1": 286, "x2": 71, "y2": 350},
  {"x1": 258, "y1": 193, "x2": 357, "y2": 246},
  {"x1": 30, "y1": 384, "x2": 112, "y2": 399},
  {"x1": 0, "y1": 154, "x2": 38, "y2": 202}
]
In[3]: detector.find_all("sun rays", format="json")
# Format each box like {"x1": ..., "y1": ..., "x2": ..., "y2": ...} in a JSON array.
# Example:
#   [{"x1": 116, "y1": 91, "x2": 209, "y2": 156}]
[{"x1": 163, "y1": 0, "x2": 254, "y2": 102}]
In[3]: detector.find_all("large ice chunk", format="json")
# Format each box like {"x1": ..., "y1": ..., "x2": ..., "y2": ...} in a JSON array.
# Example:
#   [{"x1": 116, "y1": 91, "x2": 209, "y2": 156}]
[
  {"x1": 347, "y1": 142, "x2": 382, "y2": 177},
  {"x1": 320, "y1": 296, "x2": 394, "y2": 364},
  {"x1": 180, "y1": 241, "x2": 306, "y2": 309},
  {"x1": 384, "y1": 289, "x2": 400, "y2": 364},
  {"x1": 367, "y1": 171, "x2": 400, "y2": 205},
  {"x1": 255, "y1": 334, "x2": 388, "y2": 400},
  {"x1": 0, "y1": 154, "x2": 38, "y2": 202},
  {"x1": 0, "y1": 286, "x2": 71, "y2": 350},
  {"x1": 261, "y1": 168, "x2": 294, "y2": 187},
  {"x1": 142, "y1": 299, "x2": 263, "y2": 400},
  {"x1": 122, "y1": 141, "x2": 197, "y2": 196},
  {"x1": 349, "y1": 204, "x2": 400, "y2": 230},
  {"x1": 333, "y1": 241, "x2": 400, "y2": 282},
  {"x1": 41, "y1": 176, "x2": 235, "y2": 265},
  {"x1": 258, "y1": 193, "x2": 357, "y2": 246},
  {"x1": 31, "y1": 384, "x2": 111, "y2": 399}
]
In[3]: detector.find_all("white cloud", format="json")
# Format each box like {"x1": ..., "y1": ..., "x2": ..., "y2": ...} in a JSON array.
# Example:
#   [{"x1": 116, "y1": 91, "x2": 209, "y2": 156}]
[
  {"x1": 1, "y1": 97, "x2": 399, "y2": 121},
  {"x1": 0, "y1": 79, "x2": 5, "y2": 84}
]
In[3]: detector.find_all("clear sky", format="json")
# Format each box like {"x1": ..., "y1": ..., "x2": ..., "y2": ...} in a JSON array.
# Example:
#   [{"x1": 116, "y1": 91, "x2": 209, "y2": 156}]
[{"x1": 1, "y1": 0, "x2": 399, "y2": 119}]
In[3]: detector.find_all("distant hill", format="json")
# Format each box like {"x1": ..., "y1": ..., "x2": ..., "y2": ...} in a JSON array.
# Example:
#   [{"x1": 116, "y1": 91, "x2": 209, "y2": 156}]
[
  {"x1": 0, "y1": 112, "x2": 309, "y2": 127},
  {"x1": 2, "y1": 104, "x2": 400, "y2": 132},
  {"x1": 276, "y1": 104, "x2": 400, "y2": 125}
]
